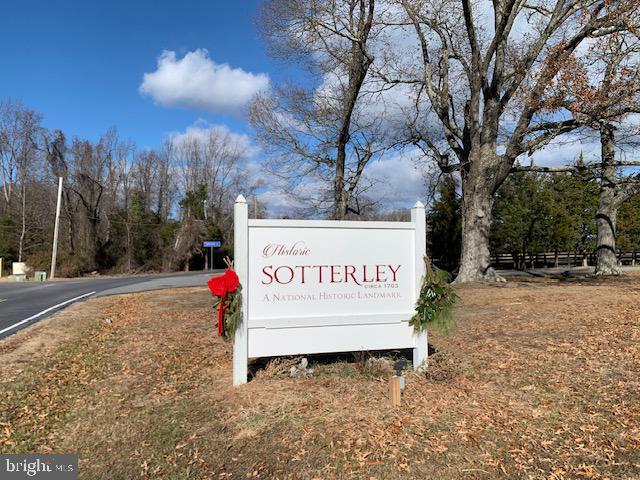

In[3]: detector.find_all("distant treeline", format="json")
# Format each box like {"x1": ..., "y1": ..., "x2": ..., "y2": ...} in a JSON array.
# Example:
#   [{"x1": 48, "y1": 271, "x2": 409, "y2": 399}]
[
  {"x1": 428, "y1": 172, "x2": 640, "y2": 272},
  {"x1": 0, "y1": 100, "x2": 263, "y2": 276},
  {"x1": 3, "y1": 97, "x2": 639, "y2": 278}
]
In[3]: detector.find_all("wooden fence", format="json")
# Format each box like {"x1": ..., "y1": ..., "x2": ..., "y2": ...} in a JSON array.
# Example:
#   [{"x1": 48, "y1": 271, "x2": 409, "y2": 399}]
[{"x1": 491, "y1": 251, "x2": 638, "y2": 270}]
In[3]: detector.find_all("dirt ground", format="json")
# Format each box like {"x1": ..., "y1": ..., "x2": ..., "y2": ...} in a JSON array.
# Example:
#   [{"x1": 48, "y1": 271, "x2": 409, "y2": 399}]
[{"x1": 1, "y1": 276, "x2": 639, "y2": 479}]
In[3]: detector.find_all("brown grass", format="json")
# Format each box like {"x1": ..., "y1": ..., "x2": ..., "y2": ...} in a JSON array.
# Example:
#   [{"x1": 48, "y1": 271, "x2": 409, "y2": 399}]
[{"x1": 1, "y1": 278, "x2": 639, "y2": 479}]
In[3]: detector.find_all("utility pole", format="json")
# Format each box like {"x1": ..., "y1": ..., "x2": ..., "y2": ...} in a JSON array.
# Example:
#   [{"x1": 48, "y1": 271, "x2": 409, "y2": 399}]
[
  {"x1": 50, "y1": 177, "x2": 63, "y2": 280},
  {"x1": 203, "y1": 199, "x2": 208, "y2": 220}
]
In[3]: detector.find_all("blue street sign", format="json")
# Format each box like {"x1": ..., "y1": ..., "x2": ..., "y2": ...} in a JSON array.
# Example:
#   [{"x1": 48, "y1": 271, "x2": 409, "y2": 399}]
[{"x1": 203, "y1": 241, "x2": 221, "y2": 248}]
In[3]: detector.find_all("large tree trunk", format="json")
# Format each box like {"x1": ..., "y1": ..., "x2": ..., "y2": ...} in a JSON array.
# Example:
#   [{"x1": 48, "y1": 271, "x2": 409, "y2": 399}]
[
  {"x1": 595, "y1": 125, "x2": 622, "y2": 276},
  {"x1": 454, "y1": 145, "x2": 507, "y2": 283},
  {"x1": 331, "y1": 8, "x2": 374, "y2": 220},
  {"x1": 595, "y1": 186, "x2": 621, "y2": 275},
  {"x1": 455, "y1": 176, "x2": 504, "y2": 283},
  {"x1": 333, "y1": 165, "x2": 347, "y2": 220}
]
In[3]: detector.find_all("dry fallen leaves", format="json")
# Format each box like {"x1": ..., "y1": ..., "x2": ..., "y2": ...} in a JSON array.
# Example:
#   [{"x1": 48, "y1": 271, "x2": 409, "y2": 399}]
[{"x1": 0, "y1": 278, "x2": 639, "y2": 479}]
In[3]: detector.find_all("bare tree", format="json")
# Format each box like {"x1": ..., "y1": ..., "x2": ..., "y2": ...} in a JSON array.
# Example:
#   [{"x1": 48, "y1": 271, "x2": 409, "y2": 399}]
[
  {"x1": 168, "y1": 126, "x2": 260, "y2": 268},
  {"x1": 0, "y1": 101, "x2": 20, "y2": 209},
  {"x1": 593, "y1": 126, "x2": 640, "y2": 274},
  {"x1": 156, "y1": 140, "x2": 177, "y2": 222},
  {"x1": 1, "y1": 99, "x2": 264, "y2": 275},
  {"x1": 515, "y1": 32, "x2": 640, "y2": 274},
  {"x1": 69, "y1": 131, "x2": 118, "y2": 267},
  {"x1": 378, "y1": 0, "x2": 635, "y2": 281},
  {"x1": 0, "y1": 102, "x2": 42, "y2": 261},
  {"x1": 251, "y1": 0, "x2": 384, "y2": 219},
  {"x1": 581, "y1": 37, "x2": 640, "y2": 275},
  {"x1": 15, "y1": 114, "x2": 41, "y2": 262},
  {"x1": 44, "y1": 130, "x2": 78, "y2": 254}
]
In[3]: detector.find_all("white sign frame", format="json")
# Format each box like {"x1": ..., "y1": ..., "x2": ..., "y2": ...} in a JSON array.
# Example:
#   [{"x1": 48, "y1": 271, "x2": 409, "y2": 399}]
[{"x1": 232, "y1": 195, "x2": 427, "y2": 385}]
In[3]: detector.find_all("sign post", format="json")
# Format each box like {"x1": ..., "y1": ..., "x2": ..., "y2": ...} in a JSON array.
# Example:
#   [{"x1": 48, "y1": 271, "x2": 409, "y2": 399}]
[
  {"x1": 231, "y1": 195, "x2": 427, "y2": 385},
  {"x1": 233, "y1": 195, "x2": 249, "y2": 385},
  {"x1": 411, "y1": 201, "x2": 427, "y2": 368},
  {"x1": 203, "y1": 240, "x2": 222, "y2": 270}
]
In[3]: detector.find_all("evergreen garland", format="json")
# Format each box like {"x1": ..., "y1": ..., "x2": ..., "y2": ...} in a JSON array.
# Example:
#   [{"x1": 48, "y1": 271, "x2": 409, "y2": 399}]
[
  {"x1": 213, "y1": 286, "x2": 242, "y2": 339},
  {"x1": 410, "y1": 257, "x2": 458, "y2": 333},
  {"x1": 223, "y1": 286, "x2": 242, "y2": 339}
]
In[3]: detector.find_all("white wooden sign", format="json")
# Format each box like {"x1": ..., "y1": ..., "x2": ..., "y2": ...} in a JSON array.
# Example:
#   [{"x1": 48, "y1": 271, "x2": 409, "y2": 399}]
[{"x1": 233, "y1": 195, "x2": 427, "y2": 385}]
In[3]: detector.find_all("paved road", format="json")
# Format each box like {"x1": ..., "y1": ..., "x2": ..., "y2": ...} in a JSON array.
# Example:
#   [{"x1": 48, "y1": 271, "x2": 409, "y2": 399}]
[{"x1": 0, "y1": 270, "x2": 223, "y2": 340}]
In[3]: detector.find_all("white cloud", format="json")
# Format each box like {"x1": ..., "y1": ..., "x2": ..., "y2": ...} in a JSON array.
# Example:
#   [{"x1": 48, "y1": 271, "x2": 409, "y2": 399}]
[
  {"x1": 258, "y1": 149, "x2": 426, "y2": 217},
  {"x1": 168, "y1": 119, "x2": 260, "y2": 157},
  {"x1": 257, "y1": 176, "x2": 332, "y2": 218},
  {"x1": 527, "y1": 133, "x2": 600, "y2": 168},
  {"x1": 140, "y1": 49, "x2": 269, "y2": 114},
  {"x1": 257, "y1": 190, "x2": 299, "y2": 215},
  {"x1": 363, "y1": 148, "x2": 425, "y2": 209}
]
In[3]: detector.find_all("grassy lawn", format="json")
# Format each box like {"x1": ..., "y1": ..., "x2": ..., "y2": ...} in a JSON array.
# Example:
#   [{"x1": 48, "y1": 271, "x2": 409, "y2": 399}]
[{"x1": 1, "y1": 277, "x2": 640, "y2": 479}]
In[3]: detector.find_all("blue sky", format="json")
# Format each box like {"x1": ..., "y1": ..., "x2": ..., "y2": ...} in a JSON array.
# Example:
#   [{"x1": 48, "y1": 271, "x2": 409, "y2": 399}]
[
  {"x1": 1, "y1": 0, "x2": 281, "y2": 148},
  {"x1": 0, "y1": 0, "x2": 429, "y2": 213},
  {"x1": 2, "y1": 2, "x2": 630, "y2": 212}
]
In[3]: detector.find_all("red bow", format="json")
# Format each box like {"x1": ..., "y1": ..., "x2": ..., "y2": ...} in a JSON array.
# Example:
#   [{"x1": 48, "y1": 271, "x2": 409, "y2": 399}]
[{"x1": 207, "y1": 269, "x2": 240, "y2": 335}]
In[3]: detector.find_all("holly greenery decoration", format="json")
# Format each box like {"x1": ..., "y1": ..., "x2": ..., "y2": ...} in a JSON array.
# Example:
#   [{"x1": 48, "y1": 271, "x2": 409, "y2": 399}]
[
  {"x1": 410, "y1": 257, "x2": 458, "y2": 333},
  {"x1": 207, "y1": 256, "x2": 242, "y2": 339},
  {"x1": 220, "y1": 287, "x2": 242, "y2": 339}
]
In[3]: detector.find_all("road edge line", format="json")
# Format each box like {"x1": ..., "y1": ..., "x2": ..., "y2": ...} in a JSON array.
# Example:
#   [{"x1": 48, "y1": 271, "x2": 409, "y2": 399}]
[{"x1": 0, "y1": 291, "x2": 97, "y2": 336}]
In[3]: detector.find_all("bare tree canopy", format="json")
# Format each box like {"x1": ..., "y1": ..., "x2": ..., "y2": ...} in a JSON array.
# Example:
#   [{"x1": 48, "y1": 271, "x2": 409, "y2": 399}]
[
  {"x1": 371, "y1": 0, "x2": 639, "y2": 281},
  {"x1": 511, "y1": 31, "x2": 640, "y2": 275},
  {"x1": 251, "y1": 0, "x2": 391, "y2": 219},
  {"x1": 1, "y1": 102, "x2": 262, "y2": 276}
]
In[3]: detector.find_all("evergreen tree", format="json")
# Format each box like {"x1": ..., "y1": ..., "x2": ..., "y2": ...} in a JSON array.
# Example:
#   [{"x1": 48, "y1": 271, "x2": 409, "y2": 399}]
[
  {"x1": 427, "y1": 176, "x2": 461, "y2": 272},
  {"x1": 618, "y1": 194, "x2": 640, "y2": 265},
  {"x1": 544, "y1": 171, "x2": 598, "y2": 267},
  {"x1": 491, "y1": 172, "x2": 549, "y2": 269}
]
